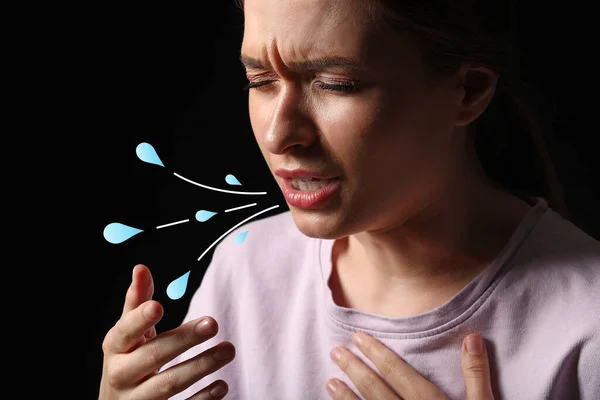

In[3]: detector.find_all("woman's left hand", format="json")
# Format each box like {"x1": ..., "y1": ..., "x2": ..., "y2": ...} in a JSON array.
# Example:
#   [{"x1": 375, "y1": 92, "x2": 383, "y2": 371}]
[{"x1": 327, "y1": 332, "x2": 494, "y2": 400}]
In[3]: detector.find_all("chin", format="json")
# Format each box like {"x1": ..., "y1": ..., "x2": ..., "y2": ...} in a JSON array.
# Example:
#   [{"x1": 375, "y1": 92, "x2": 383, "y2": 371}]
[{"x1": 288, "y1": 206, "x2": 350, "y2": 240}]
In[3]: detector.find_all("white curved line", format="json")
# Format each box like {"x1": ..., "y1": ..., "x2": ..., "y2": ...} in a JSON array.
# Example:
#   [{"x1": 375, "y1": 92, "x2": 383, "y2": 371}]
[
  {"x1": 173, "y1": 172, "x2": 268, "y2": 195},
  {"x1": 156, "y1": 219, "x2": 189, "y2": 229},
  {"x1": 225, "y1": 203, "x2": 257, "y2": 213},
  {"x1": 197, "y1": 204, "x2": 280, "y2": 262}
]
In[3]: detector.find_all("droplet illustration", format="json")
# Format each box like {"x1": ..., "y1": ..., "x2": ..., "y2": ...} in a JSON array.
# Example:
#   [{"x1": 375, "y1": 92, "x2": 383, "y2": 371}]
[
  {"x1": 167, "y1": 270, "x2": 191, "y2": 300},
  {"x1": 136, "y1": 142, "x2": 164, "y2": 167},
  {"x1": 235, "y1": 231, "x2": 248, "y2": 244},
  {"x1": 103, "y1": 223, "x2": 143, "y2": 244},
  {"x1": 225, "y1": 174, "x2": 241, "y2": 186},
  {"x1": 195, "y1": 210, "x2": 217, "y2": 222}
]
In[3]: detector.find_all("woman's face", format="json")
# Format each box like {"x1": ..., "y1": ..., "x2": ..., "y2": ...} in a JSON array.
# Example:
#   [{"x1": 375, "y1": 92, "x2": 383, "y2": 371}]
[{"x1": 241, "y1": 0, "x2": 464, "y2": 239}]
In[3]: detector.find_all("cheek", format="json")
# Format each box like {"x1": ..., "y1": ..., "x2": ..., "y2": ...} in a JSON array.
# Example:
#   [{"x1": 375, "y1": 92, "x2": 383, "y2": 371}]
[
  {"x1": 372, "y1": 89, "x2": 453, "y2": 158},
  {"x1": 322, "y1": 98, "x2": 420, "y2": 167},
  {"x1": 328, "y1": 92, "x2": 454, "y2": 199},
  {"x1": 314, "y1": 95, "x2": 386, "y2": 163}
]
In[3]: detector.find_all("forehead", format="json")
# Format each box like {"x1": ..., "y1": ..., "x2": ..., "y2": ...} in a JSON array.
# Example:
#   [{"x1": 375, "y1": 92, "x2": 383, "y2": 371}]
[{"x1": 241, "y1": 0, "x2": 376, "y2": 64}]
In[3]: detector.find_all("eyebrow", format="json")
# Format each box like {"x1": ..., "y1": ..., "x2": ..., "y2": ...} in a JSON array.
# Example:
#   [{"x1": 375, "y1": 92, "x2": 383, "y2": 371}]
[{"x1": 239, "y1": 54, "x2": 366, "y2": 73}]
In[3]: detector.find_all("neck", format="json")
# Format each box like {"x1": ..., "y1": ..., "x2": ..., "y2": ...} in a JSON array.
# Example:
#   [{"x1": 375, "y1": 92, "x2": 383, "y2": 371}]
[{"x1": 330, "y1": 160, "x2": 532, "y2": 317}]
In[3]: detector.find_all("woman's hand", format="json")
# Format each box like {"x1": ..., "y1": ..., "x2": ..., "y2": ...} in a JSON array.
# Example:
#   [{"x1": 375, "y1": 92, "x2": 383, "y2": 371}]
[
  {"x1": 99, "y1": 264, "x2": 236, "y2": 400},
  {"x1": 327, "y1": 331, "x2": 493, "y2": 400}
]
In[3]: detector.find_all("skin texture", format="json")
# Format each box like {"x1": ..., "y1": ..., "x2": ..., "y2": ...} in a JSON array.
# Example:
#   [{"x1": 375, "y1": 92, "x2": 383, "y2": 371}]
[{"x1": 241, "y1": 0, "x2": 532, "y2": 317}]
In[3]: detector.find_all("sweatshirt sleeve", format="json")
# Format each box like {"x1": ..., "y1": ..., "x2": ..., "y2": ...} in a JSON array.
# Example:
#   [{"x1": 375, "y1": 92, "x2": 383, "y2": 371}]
[{"x1": 579, "y1": 330, "x2": 600, "y2": 399}]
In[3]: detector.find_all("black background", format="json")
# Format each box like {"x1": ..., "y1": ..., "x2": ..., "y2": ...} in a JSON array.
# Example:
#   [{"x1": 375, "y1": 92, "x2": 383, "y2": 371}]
[{"x1": 74, "y1": 3, "x2": 599, "y2": 399}]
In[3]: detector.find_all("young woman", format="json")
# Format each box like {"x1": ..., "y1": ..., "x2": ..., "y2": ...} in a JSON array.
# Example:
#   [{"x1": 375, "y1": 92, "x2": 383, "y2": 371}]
[{"x1": 99, "y1": 0, "x2": 599, "y2": 398}]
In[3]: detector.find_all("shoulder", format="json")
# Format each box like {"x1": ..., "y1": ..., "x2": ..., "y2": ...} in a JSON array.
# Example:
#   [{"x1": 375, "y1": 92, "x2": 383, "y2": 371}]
[
  {"x1": 513, "y1": 207, "x2": 600, "y2": 313},
  {"x1": 205, "y1": 209, "x2": 318, "y2": 282},
  {"x1": 528, "y1": 208, "x2": 600, "y2": 274},
  {"x1": 183, "y1": 209, "x2": 313, "y2": 314},
  {"x1": 213, "y1": 209, "x2": 309, "y2": 259}
]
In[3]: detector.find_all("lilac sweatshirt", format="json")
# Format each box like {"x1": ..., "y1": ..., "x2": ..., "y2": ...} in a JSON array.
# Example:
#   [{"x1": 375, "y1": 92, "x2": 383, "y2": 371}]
[{"x1": 163, "y1": 197, "x2": 600, "y2": 399}]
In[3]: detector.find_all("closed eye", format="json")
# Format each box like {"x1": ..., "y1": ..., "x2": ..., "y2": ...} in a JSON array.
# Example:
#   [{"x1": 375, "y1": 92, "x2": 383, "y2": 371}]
[
  {"x1": 242, "y1": 80, "x2": 358, "y2": 94},
  {"x1": 242, "y1": 81, "x2": 273, "y2": 91},
  {"x1": 315, "y1": 81, "x2": 357, "y2": 93}
]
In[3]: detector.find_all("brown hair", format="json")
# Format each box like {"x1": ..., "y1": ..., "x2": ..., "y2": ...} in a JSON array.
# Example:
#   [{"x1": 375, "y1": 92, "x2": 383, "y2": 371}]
[{"x1": 235, "y1": 0, "x2": 570, "y2": 218}]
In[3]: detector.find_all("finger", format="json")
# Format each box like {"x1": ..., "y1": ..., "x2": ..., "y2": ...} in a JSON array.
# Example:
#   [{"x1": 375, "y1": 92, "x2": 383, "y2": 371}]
[
  {"x1": 330, "y1": 345, "x2": 398, "y2": 400},
  {"x1": 104, "y1": 300, "x2": 164, "y2": 354},
  {"x1": 134, "y1": 326, "x2": 157, "y2": 349},
  {"x1": 131, "y1": 341, "x2": 236, "y2": 400},
  {"x1": 325, "y1": 378, "x2": 360, "y2": 399},
  {"x1": 122, "y1": 264, "x2": 155, "y2": 317},
  {"x1": 117, "y1": 317, "x2": 222, "y2": 384},
  {"x1": 144, "y1": 325, "x2": 157, "y2": 340},
  {"x1": 461, "y1": 334, "x2": 494, "y2": 400},
  {"x1": 131, "y1": 325, "x2": 157, "y2": 351},
  {"x1": 185, "y1": 380, "x2": 228, "y2": 399},
  {"x1": 351, "y1": 332, "x2": 447, "y2": 400}
]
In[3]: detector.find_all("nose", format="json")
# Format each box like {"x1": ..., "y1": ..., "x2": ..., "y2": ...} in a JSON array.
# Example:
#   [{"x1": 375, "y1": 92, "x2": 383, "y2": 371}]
[{"x1": 262, "y1": 85, "x2": 318, "y2": 155}]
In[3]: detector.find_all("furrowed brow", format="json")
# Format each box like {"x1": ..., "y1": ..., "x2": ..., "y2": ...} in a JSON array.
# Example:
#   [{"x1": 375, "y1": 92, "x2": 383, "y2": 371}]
[{"x1": 240, "y1": 54, "x2": 365, "y2": 73}]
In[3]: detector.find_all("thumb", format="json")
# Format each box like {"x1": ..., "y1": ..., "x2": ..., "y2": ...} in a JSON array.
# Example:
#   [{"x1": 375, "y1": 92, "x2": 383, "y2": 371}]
[
  {"x1": 461, "y1": 334, "x2": 494, "y2": 400},
  {"x1": 122, "y1": 264, "x2": 155, "y2": 317}
]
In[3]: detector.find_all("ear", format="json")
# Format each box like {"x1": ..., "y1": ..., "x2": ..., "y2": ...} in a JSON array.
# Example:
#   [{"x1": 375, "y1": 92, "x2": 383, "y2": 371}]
[{"x1": 454, "y1": 65, "x2": 498, "y2": 127}]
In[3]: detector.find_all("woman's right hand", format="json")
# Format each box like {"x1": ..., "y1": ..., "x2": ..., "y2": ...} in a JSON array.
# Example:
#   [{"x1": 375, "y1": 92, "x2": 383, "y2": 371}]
[{"x1": 99, "y1": 264, "x2": 236, "y2": 400}]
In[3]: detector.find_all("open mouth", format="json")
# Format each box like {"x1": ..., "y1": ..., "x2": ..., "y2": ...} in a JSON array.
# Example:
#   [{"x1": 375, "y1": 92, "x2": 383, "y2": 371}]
[
  {"x1": 281, "y1": 177, "x2": 341, "y2": 209},
  {"x1": 290, "y1": 178, "x2": 337, "y2": 191}
]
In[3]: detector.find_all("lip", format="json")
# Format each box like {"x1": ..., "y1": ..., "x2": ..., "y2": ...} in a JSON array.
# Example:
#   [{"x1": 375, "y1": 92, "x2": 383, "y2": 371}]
[
  {"x1": 280, "y1": 177, "x2": 341, "y2": 209},
  {"x1": 274, "y1": 169, "x2": 339, "y2": 180}
]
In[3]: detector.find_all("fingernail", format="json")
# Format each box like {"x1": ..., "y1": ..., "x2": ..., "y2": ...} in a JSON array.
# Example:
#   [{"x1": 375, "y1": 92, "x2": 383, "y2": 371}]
[
  {"x1": 195, "y1": 318, "x2": 213, "y2": 335},
  {"x1": 143, "y1": 303, "x2": 160, "y2": 319},
  {"x1": 352, "y1": 331, "x2": 364, "y2": 346},
  {"x1": 466, "y1": 334, "x2": 483, "y2": 355},
  {"x1": 326, "y1": 379, "x2": 339, "y2": 397},
  {"x1": 210, "y1": 383, "x2": 227, "y2": 397},
  {"x1": 213, "y1": 346, "x2": 234, "y2": 361},
  {"x1": 330, "y1": 347, "x2": 343, "y2": 363}
]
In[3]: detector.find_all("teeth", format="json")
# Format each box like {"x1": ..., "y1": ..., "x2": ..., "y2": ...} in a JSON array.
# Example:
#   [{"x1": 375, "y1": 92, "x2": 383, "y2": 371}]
[{"x1": 292, "y1": 178, "x2": 332, "y2": 191}]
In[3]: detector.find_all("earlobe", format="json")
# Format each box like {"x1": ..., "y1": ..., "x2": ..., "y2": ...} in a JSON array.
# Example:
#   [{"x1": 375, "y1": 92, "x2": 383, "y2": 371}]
[{"x1": 455, "y1": 66, "x2": 498, "y2": 127}]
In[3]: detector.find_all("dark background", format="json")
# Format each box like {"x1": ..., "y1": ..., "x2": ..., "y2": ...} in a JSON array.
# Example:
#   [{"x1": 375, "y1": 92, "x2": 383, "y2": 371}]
[{"x1": 77, "y1": 3, "x2": 599, "y2": 399}]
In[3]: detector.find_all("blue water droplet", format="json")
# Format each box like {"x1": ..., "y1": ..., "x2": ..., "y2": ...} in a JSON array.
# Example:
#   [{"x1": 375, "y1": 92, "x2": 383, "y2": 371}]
[
  {"x1": 195, "y1": 210, "x2": 217, "y2": 222},
  {"x1": 103, "y1": 223, "x2": 143, "y2": 244},
  {"x1": 136, "y1": 142, "x2": 164, "y2": 167},
  {"x1": 167, "y1": 270, "x2": 191, "y2": 300},
  {"x1": 235, "y1": 231, "x2": 248, "y2": 244},
  {"x1": 225, "y1": 174, "x2": 241, "y2": 186}
]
